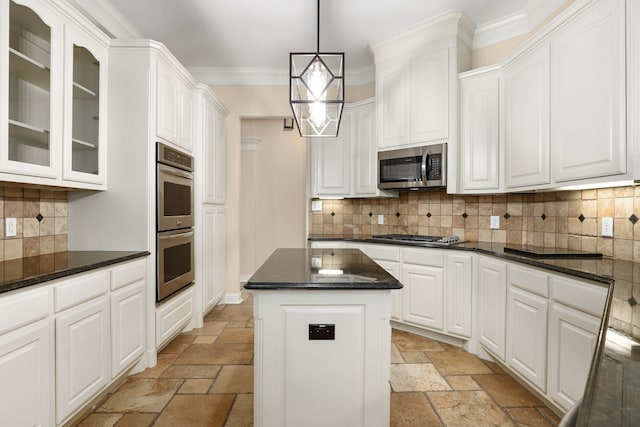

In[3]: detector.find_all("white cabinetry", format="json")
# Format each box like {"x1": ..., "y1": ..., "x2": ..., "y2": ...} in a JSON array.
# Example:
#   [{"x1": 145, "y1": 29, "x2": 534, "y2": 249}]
[
  {"x1": 477, "y1": 256, "x2": 507, "y2": 360},
  {"x1": 375, "y1": 64, "x2": 410, "y2": 149},
  {"x1": 401, "y1": 249, "x2": 444, "y2": 331},
  {"x1": 362, "y1": 244, "x2": 402, "y2": 321},
  {"x1": 506, "y1": 265, "x2": 549, "y2": 392},
  {"x1": 201, "y1": 97, "x2": 226, "y2": 204},
  {"x1": 504, "y1": 46, "x2": 550, "y2": 188},
  {"x1": 202, "y1": 205, "x2": 226, "y2": 312},
  {"x1": 547, "y1": 274, "x2": 607, "y2": 412},
  {"x1": 550, "y1": 0, "x2": 625, "y2": 182},
  {"x1": 156, "y1": 56, "x2": 194, "y2": 152},
  {"x1": 1, "y1": 0, "x2": 108, "y2": 189},
  {"x1": 459, "y1": 67, "x2": 501, "y2": 192},
  {"x1": 0, "y1": 288, "x2": 53, "y2": 427},
  {"x1": 156, "y1": 286, "x2": 194, "y2": 348},
  {"x1": 55, "y1": 270, "x2": 110, "y2": 424},
  {"x1": 310, "y1": 99, "x2": 393, "y2": 198},
  {"x1": 110, "y1": 259, "x2": 146, "y2": 378},
  {"x1": 445, "y1": 253, "x2": 472, "y2": 338},
  {"x1": 375, "y1": 47, "x2": 450, "y2": 149}
]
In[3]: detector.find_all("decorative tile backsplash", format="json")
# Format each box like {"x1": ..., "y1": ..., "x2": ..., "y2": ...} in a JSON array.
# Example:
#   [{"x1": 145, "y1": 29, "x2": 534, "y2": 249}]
[
  {"x1": 309, "y1": 185, "x2": 640, "y2": 337},
  {"x1": 0, "y1": 186, "x2": 68, "y2": 260}
]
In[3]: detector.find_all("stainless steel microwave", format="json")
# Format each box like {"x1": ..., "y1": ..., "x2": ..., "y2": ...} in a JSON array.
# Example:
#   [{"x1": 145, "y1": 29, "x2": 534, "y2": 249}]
[{"x1": 378, "y1": 143, "x2": 447, "y2": 190}]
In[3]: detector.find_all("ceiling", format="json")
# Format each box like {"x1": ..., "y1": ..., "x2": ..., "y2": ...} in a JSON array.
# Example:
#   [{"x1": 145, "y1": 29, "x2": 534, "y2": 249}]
[{"x1": 78, "y1": 0, "x2": 561, "y2": 83}]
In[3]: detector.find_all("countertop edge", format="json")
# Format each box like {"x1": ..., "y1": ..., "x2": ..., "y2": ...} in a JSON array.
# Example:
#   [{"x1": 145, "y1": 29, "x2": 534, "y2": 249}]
[{"x1": 0, "y1": 251, "x2": 151, "y2": 295}]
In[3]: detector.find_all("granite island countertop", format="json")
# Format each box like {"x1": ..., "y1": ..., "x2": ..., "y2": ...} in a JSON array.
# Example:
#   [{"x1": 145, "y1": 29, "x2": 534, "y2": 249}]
[
  {"x1": 309, "y1": 236, "x2": 640, "y2": 426},
  {"x1": 244, "y1": 248, "x2": 402, "y2": 290},
  {"x1": 0, "y1": 250, "x2": 150, "y2": 294}
]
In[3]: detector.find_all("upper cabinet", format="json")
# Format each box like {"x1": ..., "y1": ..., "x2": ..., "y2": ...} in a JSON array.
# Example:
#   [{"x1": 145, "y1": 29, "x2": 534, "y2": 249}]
[
  {"x1": 197, "y1": 85, "x2": 227, "y2": 205},
  {"x1": 309, "y1": 99, "x2": 396, "y2": 199},
  {"x1": 459, "y1": 0, "x2": 629, "y2": 193},
  {"x1": 157, "y1": 57, "x2": 194, "y2": 152},
  {"x1": 504, "y1": 45, "x2": 550, "y2": 189},
  {"x1": 370, "y1": 11, "x2": 474, "y2": 193},
  {"x1": 459, "y1": 66, "x2": 502, "y2": 192},
  {"x1": 1, "y1": 0, "x2": 108, "y2": 189},
  {"x1": 549, "y1": 0, "x2": 625, "y2": 182}
]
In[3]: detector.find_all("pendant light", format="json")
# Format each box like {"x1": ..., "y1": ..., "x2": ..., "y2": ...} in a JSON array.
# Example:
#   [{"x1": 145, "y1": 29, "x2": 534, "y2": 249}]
[{"x1": 290, "y1": 0, "x2": 344, "y2": 137}]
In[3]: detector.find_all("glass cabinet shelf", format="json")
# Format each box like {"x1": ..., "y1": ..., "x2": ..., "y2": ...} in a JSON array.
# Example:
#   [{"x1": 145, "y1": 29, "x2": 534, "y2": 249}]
[
  {"x1": 9, "y1": 48, "x2": 50, "y2": 90},
  {"x1": 72, "y1": 81, "x2": 96, "y2": 99},
  {"x1": 9, "y1": 119, "x2": 49, "y2": 146},
  {"x1": 71, "y1": 138, "x2": 96, "y2": 150}
]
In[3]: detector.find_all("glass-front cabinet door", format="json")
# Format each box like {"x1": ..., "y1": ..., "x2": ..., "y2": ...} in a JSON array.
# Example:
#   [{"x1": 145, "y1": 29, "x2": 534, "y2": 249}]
[
  {"x1": 2, "y1": 0, "x2": 62, "y2": 178},
  {"x1": 63, "y1": 25, "x2": 106, "y2": 185}
]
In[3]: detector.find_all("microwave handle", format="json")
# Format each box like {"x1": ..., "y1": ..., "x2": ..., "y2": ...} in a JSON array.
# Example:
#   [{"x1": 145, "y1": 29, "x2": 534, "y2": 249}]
[{"x1": 421, "y1": 150, "x2": 429, "y2": 182}]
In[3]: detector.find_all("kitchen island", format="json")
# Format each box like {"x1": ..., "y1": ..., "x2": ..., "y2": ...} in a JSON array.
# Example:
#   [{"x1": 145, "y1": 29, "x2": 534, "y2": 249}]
[{"x1": 245, "y1": 248, "x2": 402, "y2": 427}]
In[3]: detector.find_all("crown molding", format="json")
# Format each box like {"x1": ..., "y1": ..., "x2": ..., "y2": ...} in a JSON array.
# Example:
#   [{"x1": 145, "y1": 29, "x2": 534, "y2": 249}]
[
  {"x1": 65, "y1": 0, "x2": 142, "y2": 38},
  {"x1": 473, "y1": 0, "x2": 567, "y2": 49},
  {"x1": 189, "y1": 65, "x2": 375, "y2": 86}
]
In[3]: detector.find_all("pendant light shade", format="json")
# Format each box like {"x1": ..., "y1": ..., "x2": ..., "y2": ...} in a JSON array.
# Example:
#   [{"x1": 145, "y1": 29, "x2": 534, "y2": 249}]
[{"x1": 290, "y1": 1, "x2": 344, "y2": 137}]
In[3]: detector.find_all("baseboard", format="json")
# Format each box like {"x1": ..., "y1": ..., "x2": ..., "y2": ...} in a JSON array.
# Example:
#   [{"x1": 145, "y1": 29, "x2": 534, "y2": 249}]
[{"x1": 224, "y1": 292, "x2": 244, "y2": 304}]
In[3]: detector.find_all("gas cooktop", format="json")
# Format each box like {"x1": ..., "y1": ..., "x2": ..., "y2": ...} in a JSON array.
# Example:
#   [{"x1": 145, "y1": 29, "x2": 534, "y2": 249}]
[{"x1": 369, "y1": 234, "x2": 461, "y2": 245}]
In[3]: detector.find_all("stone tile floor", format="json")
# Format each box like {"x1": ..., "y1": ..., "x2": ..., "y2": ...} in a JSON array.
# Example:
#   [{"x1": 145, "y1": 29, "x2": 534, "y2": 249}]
[{"x1": 75, "y1": 295, "x2": 560, "y2": 426}]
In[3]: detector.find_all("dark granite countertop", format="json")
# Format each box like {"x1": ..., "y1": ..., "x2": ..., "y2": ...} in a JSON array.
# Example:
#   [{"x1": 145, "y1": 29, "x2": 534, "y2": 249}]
[
  {"x1": 244, "y1": 248, "x2": 403, "y2": 290},
  {"x1": 308, "y1": 236, "x2": 640, "y2": 425},
  {"x1": 0, "y1": 251, "x2": 150, "y2": 294}
]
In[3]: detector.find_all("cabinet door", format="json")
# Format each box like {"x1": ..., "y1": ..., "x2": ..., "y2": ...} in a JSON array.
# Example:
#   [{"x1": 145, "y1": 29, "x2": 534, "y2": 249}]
[
  {"x1": 2, "y1": 0, "x2": 63, "y2": 178},
  {"x1": 374, "y1": 259, "x2": 402, "y2": 321},
  {"x1": 352, "y1": 101, "x2": 377, "y2": 196},
  {"x1": 478, "y1": 257, "x2": 507, "y2": 360},
  {"x1": 203, "y1": 206, "x2": 226, "y2": 313},
  {"x1": 203, "y1": 100, "x2": 217, "y2": 203},
  {"x1": 311, "y1": 112, "x2": 351, "y2": 197},
  {"x1": 548, "y1": 303, "x2": 600, "y2": 411},
  {"x1": 376, "y1": 63, "x2": 410, "y2": 149},
  {"x1": 156, "y1": 59, "x2": 179, "y2": 143},
  {"x1": 0, "y1": 319, "x2": 53, "y2": 427},
  {"x1": 506, "y1": 286, "x2": 548, "y2": 391},
  {"x1": 178, "y1": 81, "x2": 193, "y2": 151},
  {"x1": 111, "y1": 280, "x2": 145, "y2": 378},
  {"x1": 505, "y1": 46, "x2": 550, "y2": 188},
  {"x1": 213, "y1": 108, "x2": 226, "y2": 203},
  {"x1": 550, "y1": 0, "x2": 625, "y2": 182},
  {"x1": 445, "y1": 254, "x2": 472, "y2": 338},
  {"x1": 402, "y1": 263, "x2": 444, "y2": 330},
  {"x1": 460, "y1": 70, "x2": 501, "y2": 191},
  {"x1": 63, "y1": 25, "x2": 107, "y2": 185},
  {"x1": 411, "y1": 47, "x2": 449, "y2": 143},
  {"x1": 56, "y1": 295, "x2": 110, "y2": 424}
]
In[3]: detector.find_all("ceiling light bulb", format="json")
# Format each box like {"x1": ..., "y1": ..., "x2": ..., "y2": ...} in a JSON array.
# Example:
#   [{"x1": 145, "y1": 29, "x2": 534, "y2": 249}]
[{"x1": 308, "y1": 60, "x2": 326, "y2": 99}]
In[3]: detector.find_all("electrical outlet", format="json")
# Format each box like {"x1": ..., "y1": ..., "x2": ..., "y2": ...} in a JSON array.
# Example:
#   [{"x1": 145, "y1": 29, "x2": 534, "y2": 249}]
[
  {"x1": 490, "y1": 215, "x2": 500, "y2": 229},
  {"x1": 378, "y1": 214, "x2": 384, "y2": 225},
  {"x1": 5, "y1": 218, "x2": 16, "y2": 237},
  {"x1": 311, "y1": 200, "x2": 322, "y2": 212},
  {"x1": 601, "y1": 217, "x2": 613, "y2": 237}
]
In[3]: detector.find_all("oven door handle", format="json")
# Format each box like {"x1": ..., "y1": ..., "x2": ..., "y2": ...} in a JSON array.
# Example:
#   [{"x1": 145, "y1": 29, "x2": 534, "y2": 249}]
[
  {"x1": 158, "y1": 230, "x2": 194, "y2": 240},
  {"x1": 158, "y1": 163, "x2": 193, "y2": 180}
]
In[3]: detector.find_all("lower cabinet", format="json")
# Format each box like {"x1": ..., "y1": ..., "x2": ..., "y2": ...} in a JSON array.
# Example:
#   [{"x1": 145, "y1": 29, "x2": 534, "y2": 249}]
[
  {"x1": 156, "y1": 286, "x2": 194, "y2": 348},
  {"x1": 56, "y1": 295, "x2": 111, "y2": 424},
  {"x1": 445, "y1": 253, "x2": 473, "y2": 338},
  {"x1": 506, "y1": 286, "x2": 548, "y2": 391},
  {"x1": 0, "y1": 318, "x2": 53, "y2": 426},
  {"x1": 0, "y1": 258, "x2": 148, "y2": 426},
  {"x1": 202, "y1": 205, "x2": 226, "y2": 313},
  {"x1": 402, "y1": 262, "x2": 444, "y2": 330},
  {"x1": 477, "y1": 257, "x2": 507, "y2": 360}
]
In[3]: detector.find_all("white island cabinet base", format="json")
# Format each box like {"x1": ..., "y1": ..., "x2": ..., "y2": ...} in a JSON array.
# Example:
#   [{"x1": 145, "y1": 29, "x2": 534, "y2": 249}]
[{"x1": 252, "y1": 289, "x2": 392, "y2": 427}]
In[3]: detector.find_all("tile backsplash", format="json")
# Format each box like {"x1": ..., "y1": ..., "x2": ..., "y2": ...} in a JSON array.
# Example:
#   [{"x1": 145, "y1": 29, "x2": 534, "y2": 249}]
[
  {"x1": 309, "y1": 186, "x2": 640, "y2": 338},
  {"x1": 0, "y1": 186, "x2": 68, "y2": 260}
]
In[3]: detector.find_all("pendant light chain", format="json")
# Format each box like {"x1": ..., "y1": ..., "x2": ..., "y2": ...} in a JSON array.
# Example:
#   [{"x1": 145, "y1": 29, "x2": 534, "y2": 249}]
[{"x1": 316, "y1": 0, "x2": 320, "y2": 53}]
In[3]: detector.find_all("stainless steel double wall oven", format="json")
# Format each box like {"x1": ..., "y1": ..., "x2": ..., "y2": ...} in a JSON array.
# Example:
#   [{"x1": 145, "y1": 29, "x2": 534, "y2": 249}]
[{"x1": 156, "y1": 142, "x2": 195, "y2": 302}]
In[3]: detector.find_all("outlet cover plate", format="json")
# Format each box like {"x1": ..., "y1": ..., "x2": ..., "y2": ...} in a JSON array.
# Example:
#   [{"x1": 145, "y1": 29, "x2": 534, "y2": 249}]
[
  {"x1": 378, "y1": 214, "x2": 384, "y2": 225},
  {"x1": 490, "y1": 216, "x2": 500, "y2": 229},
  {"x1": 602, "y1": 217, "x2": 613, "y2": 237},
  {"x1": 5, "y1": 218, "x2": 16, "y2": 237}
]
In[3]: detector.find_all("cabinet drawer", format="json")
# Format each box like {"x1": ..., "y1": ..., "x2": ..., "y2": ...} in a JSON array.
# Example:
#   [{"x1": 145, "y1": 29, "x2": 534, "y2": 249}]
[
  {"x1": 111, "y1": 259, "x2": 147, "y2": 291},
  {"x1": 508, "y1": 265, "x2": 549, "y2": 297},
  {"x1": 0, "y1": 288, "x2": 50, "y2": 335},
  {"x1": 402, "y1": 248, "x2": 444, "y2": 267},
  {"x1": 54, "y1": 270, "x2": 110, "y2": 312},
  {"x1": 551, "y1": 276, "x2": 608, "y2": 317},
  {"x1": 367, "y1": 245, "x2": 400, "y2": 262}
]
